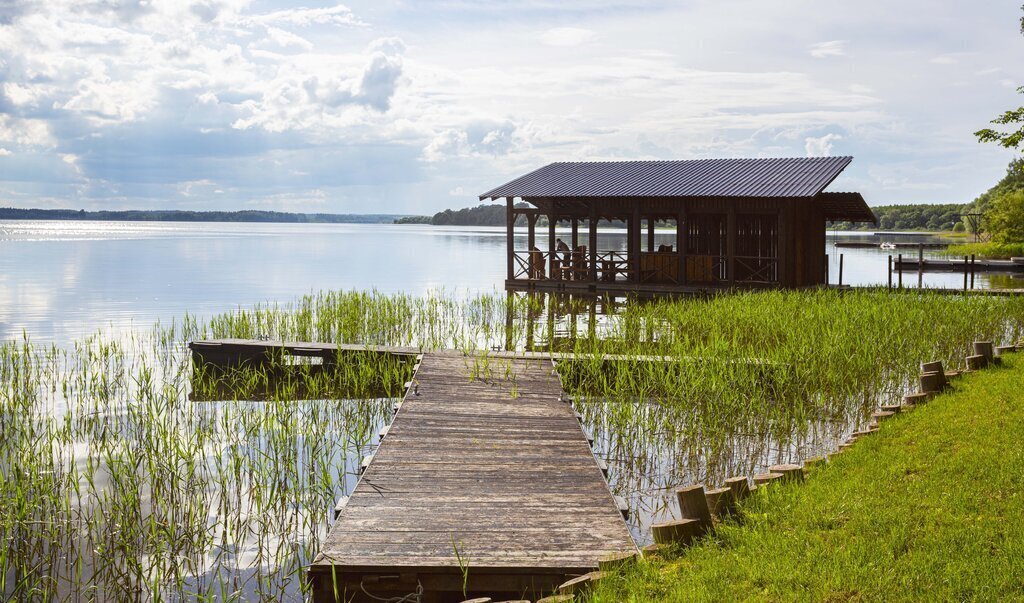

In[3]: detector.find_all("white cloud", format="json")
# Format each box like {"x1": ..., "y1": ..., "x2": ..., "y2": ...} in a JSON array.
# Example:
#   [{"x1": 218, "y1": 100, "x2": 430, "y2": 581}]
[
  {"x1": 0, "y1": 148, "x2": 12, "y2": 156},
  {"x1": 804, "y1": 133, "x2": 843, "y2": 157},
  {"x1": 809, "y1": 40, "x2": 847, "y2": 59},
  {"x1": 540, "y1": 27, "x2": 595, "y2": 47}
]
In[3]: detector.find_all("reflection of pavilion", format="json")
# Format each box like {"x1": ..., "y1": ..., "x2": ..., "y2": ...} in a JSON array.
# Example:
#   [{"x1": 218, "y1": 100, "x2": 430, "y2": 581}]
[{"x1": 481, "y1": 157, "x2": 875, "y2": 293}]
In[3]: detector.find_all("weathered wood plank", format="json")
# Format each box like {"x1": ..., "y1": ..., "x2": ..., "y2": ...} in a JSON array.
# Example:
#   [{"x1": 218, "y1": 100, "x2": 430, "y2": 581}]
[{"x1": 308, "y1": 352, "x2": 636, "y2": 601}]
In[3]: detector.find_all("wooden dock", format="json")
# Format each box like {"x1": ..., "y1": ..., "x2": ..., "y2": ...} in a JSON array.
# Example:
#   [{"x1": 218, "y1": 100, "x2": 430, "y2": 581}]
[{"x1": 306, "y1": 351, "x2": 636, "y2": 602}]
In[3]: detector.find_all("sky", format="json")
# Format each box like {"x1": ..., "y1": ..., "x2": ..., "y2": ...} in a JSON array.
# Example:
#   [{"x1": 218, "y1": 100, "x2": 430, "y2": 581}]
[{"x1": 0, "y1": 0, "x2": 1022, "y2": 215}]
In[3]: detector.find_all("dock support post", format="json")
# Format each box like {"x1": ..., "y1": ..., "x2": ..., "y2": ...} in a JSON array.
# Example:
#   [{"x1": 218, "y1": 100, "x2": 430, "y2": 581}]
[
  {"x1": 548, "y1": 207, "x2": 557, "y2": 280},
  {"x1": 589, "y1": 206, "x2": 598, "y2": 282},
  {"x1": 917, "y1": 243, "x2": 923, "y2": 289},
  {"x1": 676, "y1": 211, "x2": 686, "y2": 284},
  {"x1": 971, "y1": 254, "x2": 976, "y2": 289},
  {"x1": 898, "y1": 253, "x2": 903, "y2": 289},
  {"x1": 506, "y1": 197, "x2": 515, "y2": 281},
  {"x1": 888, "y1": 255, "x2": 893, "y2": 290},
  {"x1": 838, "y1": 253, "x2": 844, "y2": 287},
  {"x1": 647, "y1": 217, "x2": 655, "y2": 252},
  {"x1": 964, "y1": 256, "x2": 969, "y2": 291}
]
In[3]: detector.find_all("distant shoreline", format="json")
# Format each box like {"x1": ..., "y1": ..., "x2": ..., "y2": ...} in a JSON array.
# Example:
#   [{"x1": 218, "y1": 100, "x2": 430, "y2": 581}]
[{"x1": 0, "y1": 207, "x2": 411, "y2": 224}]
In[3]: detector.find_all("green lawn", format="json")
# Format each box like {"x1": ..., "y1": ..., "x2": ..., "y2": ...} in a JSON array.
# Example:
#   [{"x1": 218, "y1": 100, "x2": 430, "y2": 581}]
[{"x1": 594, "y1": 355, "x2": 1024, "y2": 602}]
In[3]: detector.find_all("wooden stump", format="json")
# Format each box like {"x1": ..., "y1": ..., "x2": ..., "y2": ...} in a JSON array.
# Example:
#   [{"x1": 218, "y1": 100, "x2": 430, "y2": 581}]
[
  {"x1": 651, "y1": 518, "x2": 704, "y2": 545},
  {"x1": 871, "y1": 410, "x2": 895, "y2": 423},
  {"x1": 851, "y1": 429, "x2": 874, "y2": 439},
  {"x1": 966, "y1": 354, "x2": 987, "y2": 371},
  {"x1": 919, "y1": 371, "x2": 945, "y2": 394},
  {"x1": 804, "y1": 456, "x2": 827, "y2": 469},
  {"x1": 768, "y1": 463, "x2": 804, "y2": 482},
  {"x1": 558, "y1": 571, "x2": 606, "y2": 594},
  {"x1": 704, "y1": 487, "x2": 735, "y2": 518},
  {"x1": 945, "y1": 370, "x2": 961, "y2": 380},
  {"x1": 752, "y1": 472, "x2": 783, "y2": 487},
  {"x1": 920, "y1": 360, "x2": 945, "y2": 376},
  {"x1": 973, "y1": 341, "x2": 994, "y2": 362},
  {"x1": 598, "y1": 551, "x2": 638, "y2": 572},
  {"x1": 904, "y1": 392, "x2": 931, "y2": 405},
  {"x1": 995, "y1": 345, "x2": 1016, "y2": 357},
  {"x1": 724, "y1": 476, "x2": 751, "y2": 503},
  {"x1": 676, "y1": 485, "x2": 713, "y2": 527},
  {"x1": 537, "y1": 596, "x2": 575, "y2": 603},
  {"x1": 641, "y1": 543, "x2": 666, "y2": 557},
  {"x1": 880, "y1": 404, "x2": 902, "y2": 414}
]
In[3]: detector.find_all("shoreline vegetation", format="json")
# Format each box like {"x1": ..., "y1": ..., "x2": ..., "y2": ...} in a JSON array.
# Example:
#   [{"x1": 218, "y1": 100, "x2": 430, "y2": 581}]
[
  {"x1": 593, "y1": 356, "x2": 1024, "y2": 601},
  {"x1": 2, "y1": 288, "x2": 1023, "y2": 600},
  {"x1": 0, "y1": 207, "x2": 409, "y2": 224}
]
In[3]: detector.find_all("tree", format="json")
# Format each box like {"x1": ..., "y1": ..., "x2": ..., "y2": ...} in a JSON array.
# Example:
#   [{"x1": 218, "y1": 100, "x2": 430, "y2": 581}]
[
  {"x1": 974, "y1": 6, "x2": 1024, "y2": 148},
  {"x1": 987, "y1": 190, "x2": 1024, "y2": 243}
]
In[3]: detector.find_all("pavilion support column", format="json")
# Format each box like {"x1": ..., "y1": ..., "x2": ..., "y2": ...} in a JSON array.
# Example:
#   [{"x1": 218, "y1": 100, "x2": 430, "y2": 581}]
[
  {"x1": 589, "y1": 206, "x2": 599, "y2": 282},
  {"x1": 506, "y1": 197, "x2": 515, "y2": 281},
  {"x1": 631, "y1": 204, "x2": 641, "y2": 282},
  {"x1": 647, "y1": 218, "x2": 655, "y2": 252},
  {"x1": 676, "y1": 209, "x2": 686, "y2": 284},
  {"x1": 548, "y1": 206, "x2": 557, "y2": 280},
  {"x1": 727, "y1": 201, "x2": 736, "y2": 284},
  {"x1": 572, "y1": 218, "x2": 579, "y2": 249},
  {"x1": 527, "y1": 214, "x2": 537, "y2": 252}
]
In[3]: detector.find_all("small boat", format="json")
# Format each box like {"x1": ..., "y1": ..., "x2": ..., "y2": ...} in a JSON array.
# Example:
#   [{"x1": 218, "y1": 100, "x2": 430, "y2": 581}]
[{"x1": 880, "y1": 242, "x2": 896, "y2": 250}]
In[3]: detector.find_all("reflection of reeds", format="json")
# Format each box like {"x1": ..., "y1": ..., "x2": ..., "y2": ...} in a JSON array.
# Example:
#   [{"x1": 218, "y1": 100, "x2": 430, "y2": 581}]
[{"x1": 1, "y1": 288, "x2": 1022, "y2": 598}]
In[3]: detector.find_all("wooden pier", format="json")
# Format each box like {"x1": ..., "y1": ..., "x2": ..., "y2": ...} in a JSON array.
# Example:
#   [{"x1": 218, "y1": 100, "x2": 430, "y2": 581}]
[{"x1": 305, "y1": 351, "x2": 636, "y2": 602}]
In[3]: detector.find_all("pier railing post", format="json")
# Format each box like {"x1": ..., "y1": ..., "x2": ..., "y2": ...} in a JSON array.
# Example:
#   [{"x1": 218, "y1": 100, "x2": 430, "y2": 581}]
[
  {"x1": 888, "y1": 255, "x2": 893, "y2": 290},
  {"x1": 917, "y1": 243, "x2": 923, "y2": 289},
  {"x1": 839, "y1": 253, "x2": 844, "y2": 287},
  {"x1": 963, "y1": 256, "x2": 968, "y2": 291},
  {"x1": 898, "y1": 253, "x2": 903, "y2": 289}
]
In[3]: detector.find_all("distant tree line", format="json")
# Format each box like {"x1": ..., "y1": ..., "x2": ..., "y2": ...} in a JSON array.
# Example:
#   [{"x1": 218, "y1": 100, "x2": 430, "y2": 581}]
[
  {"x1": 829, "y1": 204, "x2": 965, "y2": 232},
  {"x1": 395, "y1": 203, "x2": 532, "y2": 226},
  {"x1": 0, "y1": 208, "x2": 406, "y2": 224}
]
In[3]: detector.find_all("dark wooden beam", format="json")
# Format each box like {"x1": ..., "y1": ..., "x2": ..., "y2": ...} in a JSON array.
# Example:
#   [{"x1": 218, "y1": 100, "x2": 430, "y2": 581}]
[
  {"x1": 647, "y1": 218, "x2": 655, "y2": 252},
  {"x1": 676, "y1": 210, "x2": 686, "y2": 284},
  {"x1": 506, "y1": 197, "x2": 514, "y2": 281},
  {"x1": 589, "y1": 205, "x2": 599, "y2": 282}
]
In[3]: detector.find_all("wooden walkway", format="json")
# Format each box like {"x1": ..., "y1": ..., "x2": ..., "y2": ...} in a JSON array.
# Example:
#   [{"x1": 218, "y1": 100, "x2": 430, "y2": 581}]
[{"x1": 306, "y1": 352, "x2": 636, "y2": 602}]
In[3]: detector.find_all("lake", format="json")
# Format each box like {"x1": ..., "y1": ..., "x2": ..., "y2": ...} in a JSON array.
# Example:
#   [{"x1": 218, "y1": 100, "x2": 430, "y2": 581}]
[{"x1": 0, "y1": 220, "x2": 1012, "y2": 343}]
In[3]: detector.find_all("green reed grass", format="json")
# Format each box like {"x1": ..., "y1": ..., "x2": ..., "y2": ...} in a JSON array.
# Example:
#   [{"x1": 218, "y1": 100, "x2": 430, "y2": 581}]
[{"x1": 2, "y1": 287, "x2": 1023, "y2": 599}]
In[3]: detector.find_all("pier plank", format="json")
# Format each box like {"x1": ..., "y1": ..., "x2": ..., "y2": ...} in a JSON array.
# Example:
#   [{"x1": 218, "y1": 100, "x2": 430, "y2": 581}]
[{"x1": 307, "y1": 352, "x2": 636, "y2": 601}]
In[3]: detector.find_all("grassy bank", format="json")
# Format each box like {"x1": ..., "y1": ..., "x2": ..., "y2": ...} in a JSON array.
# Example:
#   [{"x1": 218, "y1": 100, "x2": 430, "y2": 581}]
[
  {"x1": 944, "y1": 241, "x2": 1024, "y2": 259},
  {"x1": 593, "y1": 355, "x2": 1024, "y2": 601}
]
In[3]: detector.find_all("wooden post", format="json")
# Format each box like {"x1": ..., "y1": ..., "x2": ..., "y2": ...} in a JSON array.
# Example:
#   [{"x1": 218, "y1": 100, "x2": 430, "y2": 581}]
[
  {"x1": 631, "y1": 204, "x2": 641, "y2": 282},
  {"x1": 676, "y1": 211, "x2": 686, "y2": 284},
  {"x1": 917, "y1": 243, "x2": 924, "y2": 289},
  {"x1": 966, "y1": 354, "x2": 987, "y2": 371},
  {"x1": 825, "y1": 253, "x2": 829, "y2": 285},
  {"x1": 506, "y1": 197, "x2": 515, "y2": 281},
  {"x1": 888, "y1": 255, "x2": 893, "y2": 290},
  {"x1": 727, "y1": 202, "x2": 736, "y2": 284},
  {"x1": 970, "y1": 254, "x2": 976, "y2": 289},
  {"x1": 919, "y1": 371, "x2": 945, "y2": 393},
  {"x1": 571, "y1": 217, "x2": 579, "y2": 250},
  {"x1": 704, "y1": 487, "x2": 734, "y2": 518},
  {"x1": 651, "y1": 518, "x2": 703, "y2": 545},
  {"x1": 768, "y1": 464, "x2": 804, "y2": 482},
  {"x1": 898, "y1": 253, "x2": 903, "y2": 288},
  {"x1": 964, "y1": 256, "x2": 969, "y2": 291},
  {"x1": 647, "y1": 217, "x2": 655, "y2": 252},
  {"x1": 528, "y1": 214, "x2": 536, "y2": 252},
  {"x1": 548, "y1": 207, "x2": 557, "y2": 279},
  {"x1": 973, "y1": 341, "x2": 994, "y2": 363},
  {"x1": 676, "y1": 485, "x2": 713, "y2": 529},
  {"x1": 724, "y1": 476, "x2": 751, "y2": 502},
  {"x1": 838, "y1": 253, "x2": 844, "y2": 287},
  {"x1": 589, "y1": 206, "x2": 599, "y2": 282}
]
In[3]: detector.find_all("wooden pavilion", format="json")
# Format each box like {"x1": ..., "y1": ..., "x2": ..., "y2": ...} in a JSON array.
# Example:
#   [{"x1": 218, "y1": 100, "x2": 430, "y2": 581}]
[{"x1": 479, "y1": 157, "x2": 875, "y2": 293}]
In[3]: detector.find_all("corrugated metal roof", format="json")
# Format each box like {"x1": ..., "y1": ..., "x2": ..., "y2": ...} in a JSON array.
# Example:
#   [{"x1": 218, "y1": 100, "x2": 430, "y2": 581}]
[
  {"x1": 819, "y1": 192, "x2": 876, "y2": 224},
  {"x1": 479, "y1": 157, "x2": 854, "y2": 200}
]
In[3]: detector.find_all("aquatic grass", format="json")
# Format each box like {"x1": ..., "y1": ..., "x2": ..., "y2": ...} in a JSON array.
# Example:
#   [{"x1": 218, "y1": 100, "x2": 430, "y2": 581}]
[{"x1": 2, "y1": 287, "x2": 1023, "y2": 599}]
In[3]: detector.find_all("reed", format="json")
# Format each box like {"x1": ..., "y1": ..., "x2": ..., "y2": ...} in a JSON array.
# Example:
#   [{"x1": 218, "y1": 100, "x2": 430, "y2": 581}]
[{"x1": 2, "y1": 288, "x2": 1022, "y2": 598}]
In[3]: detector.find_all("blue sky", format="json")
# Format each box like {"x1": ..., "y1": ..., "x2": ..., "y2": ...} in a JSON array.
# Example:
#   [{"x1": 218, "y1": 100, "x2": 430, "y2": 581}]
[{"x1": 0, "y1": 0, "x2": 1022, "y2": 214}]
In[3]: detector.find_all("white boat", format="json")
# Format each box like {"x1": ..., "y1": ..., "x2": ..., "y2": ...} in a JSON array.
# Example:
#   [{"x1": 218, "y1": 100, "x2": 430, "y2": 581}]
[{"x1": 880, "y1": 242, "x2": 896, "y2": 250}]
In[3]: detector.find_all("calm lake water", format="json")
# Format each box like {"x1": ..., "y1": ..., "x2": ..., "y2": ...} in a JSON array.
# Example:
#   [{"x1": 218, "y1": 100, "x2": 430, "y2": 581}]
[{"x1": 0, "y1": 220, "x2": 1014, "y2": 343}]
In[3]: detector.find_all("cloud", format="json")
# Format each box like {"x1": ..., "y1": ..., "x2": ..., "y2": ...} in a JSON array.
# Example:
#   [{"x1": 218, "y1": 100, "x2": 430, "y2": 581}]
[
  {"x1": 243, "y1": 4, "x2": 364, "y2": 28},
  {"x1": 540, "y1": 27, "x2": 595, "y2": 47},
  {"x1": 0, "y1": 148, "x2": 12, "y2": 156},
  {"x1": 809, "y1": 40, "x2": 847, "y2": 59},
  {"x1": 804, "y1": 133, "x2": 842, "y2": 157}
]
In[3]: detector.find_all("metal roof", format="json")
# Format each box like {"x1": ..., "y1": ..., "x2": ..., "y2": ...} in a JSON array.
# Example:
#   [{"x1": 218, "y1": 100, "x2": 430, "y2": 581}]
[
  {"x1": 819, "y1": 192, "x2": 876, "y2": 224},
  {"x1": 479, "y1": 157, "x2": 854, "y2": 200}
]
